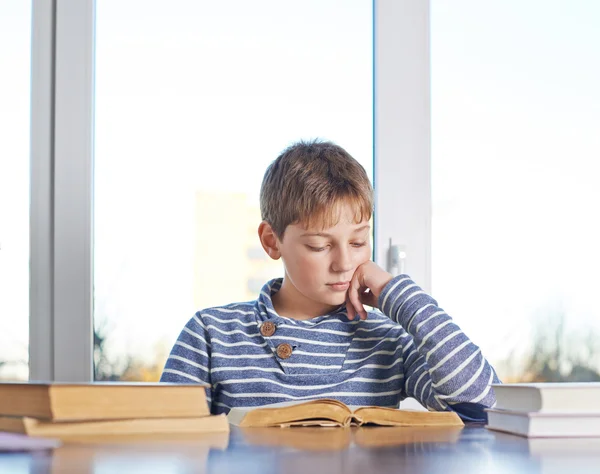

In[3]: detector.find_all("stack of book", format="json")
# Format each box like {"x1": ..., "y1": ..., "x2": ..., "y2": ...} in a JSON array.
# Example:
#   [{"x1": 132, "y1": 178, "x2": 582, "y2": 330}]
[
  {"x1": 485, "y1": 382, "x2": 600, "y2": 438},
  {"x1": 0, "y1": 382, "x2": 228, "y2": 438}
]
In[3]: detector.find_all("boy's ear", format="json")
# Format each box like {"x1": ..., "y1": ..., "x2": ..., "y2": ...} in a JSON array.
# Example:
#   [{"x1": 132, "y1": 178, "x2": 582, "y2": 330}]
[{"x1": 258, "y1": 221, "x2": 281, "y2": 260}]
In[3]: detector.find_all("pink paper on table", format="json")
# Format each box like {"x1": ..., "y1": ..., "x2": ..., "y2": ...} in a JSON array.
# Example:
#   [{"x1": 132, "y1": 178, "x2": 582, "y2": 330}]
[{"x1": 0, "y1": 432, "x2": 62, "y2": 451}]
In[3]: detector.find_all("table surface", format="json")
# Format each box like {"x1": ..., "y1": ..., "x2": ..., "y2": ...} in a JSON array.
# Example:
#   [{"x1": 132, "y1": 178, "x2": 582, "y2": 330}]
[{"x1": 1, "y1": 424, "x2": 600, "y2": 474}]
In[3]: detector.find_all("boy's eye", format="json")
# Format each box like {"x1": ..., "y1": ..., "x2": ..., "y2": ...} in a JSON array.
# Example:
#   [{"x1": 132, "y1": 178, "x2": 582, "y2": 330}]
[
  {"x1": 307, "y1": 245, "x2": 327, "y2": 252},
  {"x1": 307, "y1": 242, "x2": 366, "y2": 252}
]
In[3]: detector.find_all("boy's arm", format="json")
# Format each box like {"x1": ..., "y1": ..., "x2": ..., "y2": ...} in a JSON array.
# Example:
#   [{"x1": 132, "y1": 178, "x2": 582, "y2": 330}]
[
  {"x1": 160, "y1": 312, "x2": 213, "y2": 410},
  {"x1": 378, "y1": 275, "x2": 500, "y2": 420}
]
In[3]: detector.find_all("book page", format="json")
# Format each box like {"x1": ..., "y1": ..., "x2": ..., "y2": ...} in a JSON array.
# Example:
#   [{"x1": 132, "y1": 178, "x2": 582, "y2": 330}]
[
  {"x1": 228, "y1": 399, "x2": 351, "y2": 427},
  {"x1": 353, "y1": 406, "x2": 464, "y2": 427},
  {"x1": 227, "y1": 399, "x2": 395, "y2": 425},
  {"x1": 227, "y1": 401, "x2": 312, "y2": 426}
]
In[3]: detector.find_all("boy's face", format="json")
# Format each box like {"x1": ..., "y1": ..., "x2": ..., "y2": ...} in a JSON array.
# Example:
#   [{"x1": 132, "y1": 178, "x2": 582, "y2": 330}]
[{"x1": 275, "y1": 202, "x2": 372, "y2": 312}]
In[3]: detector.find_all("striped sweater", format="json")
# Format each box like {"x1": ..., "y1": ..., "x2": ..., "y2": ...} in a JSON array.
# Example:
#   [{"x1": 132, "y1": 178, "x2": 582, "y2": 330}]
[{"x1": 160, "y1": 275, "x2": 500, "y2": 421}]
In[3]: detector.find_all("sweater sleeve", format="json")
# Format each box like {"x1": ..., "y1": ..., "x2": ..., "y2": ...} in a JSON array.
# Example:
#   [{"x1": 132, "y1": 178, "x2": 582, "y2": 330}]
[
  {"x1": 378, "y1": 275, "x2": 501, "y2": 421},
  {"x1": 160, "y1": 312, "x2": 213, "y2": 409}
]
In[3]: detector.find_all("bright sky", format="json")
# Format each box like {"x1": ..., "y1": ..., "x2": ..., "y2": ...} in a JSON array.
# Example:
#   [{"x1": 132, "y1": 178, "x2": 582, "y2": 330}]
[
  {"x1": 92, "y1": 0, "x2": 372, "y2": 366},
  {"x1": 0, "y1": 1, "x2": 31, "y2": 374},
  {"x1": 1, "y1": 0, "x2": 599, "y2": 378},
  {"x1": 430, "y1": 0, "x2": 600, "y2": 368}
]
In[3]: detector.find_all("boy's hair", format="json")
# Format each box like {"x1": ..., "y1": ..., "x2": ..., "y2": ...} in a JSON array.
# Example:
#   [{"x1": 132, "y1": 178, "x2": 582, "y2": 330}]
[{"x1": 260, "y1": 139, "x2": 373, "y2": 239}]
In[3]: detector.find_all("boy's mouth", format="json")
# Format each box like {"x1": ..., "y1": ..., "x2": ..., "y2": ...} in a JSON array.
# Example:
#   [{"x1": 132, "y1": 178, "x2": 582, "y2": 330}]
[{"x1": 327, "y1": 281, "x2": 350, "y2": 291}]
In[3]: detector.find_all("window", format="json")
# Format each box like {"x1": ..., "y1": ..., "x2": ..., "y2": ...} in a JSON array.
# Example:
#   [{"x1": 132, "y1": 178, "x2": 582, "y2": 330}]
[
  {"x1": 431, "y1": 1, "x2": 600, "y2": 382},
  {"x1": 94, "y1": 1, "x2": 373, "y2": 380},
  {"x1": 0, "y1": 1, "x2": 31, "y2": 381}
]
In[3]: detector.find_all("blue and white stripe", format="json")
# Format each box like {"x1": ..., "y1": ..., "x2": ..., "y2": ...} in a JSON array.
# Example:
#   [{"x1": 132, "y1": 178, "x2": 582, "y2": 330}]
[{"x1": 161, "y1": 275, "x2": 500, "y2": 420}]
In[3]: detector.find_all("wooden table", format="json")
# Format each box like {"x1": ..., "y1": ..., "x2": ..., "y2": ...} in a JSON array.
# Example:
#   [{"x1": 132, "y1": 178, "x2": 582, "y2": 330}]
[{"x1": 1, "y1": 425, "x2": 600, "y2": 473}]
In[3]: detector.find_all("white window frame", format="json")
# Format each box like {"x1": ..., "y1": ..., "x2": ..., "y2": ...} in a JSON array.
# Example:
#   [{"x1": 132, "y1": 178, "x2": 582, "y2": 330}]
[
  {"x1": 29, "y1": 0, "x2": 95, "y2": 381},
  {"x1": 374, "y1": 0, "x2": 431, "y2": 293},
  {"x1": 373, "y1": 0, "x2": 430, "y2": 412},
  {"x1": 28, "y1": 0, "x2": 431, "y2": 381}
]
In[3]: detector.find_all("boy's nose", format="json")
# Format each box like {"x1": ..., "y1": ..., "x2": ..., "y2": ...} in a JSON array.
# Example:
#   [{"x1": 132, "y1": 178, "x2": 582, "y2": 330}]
[{"x1": 331, "y1": 248, "x2": 353, "y2": 273}]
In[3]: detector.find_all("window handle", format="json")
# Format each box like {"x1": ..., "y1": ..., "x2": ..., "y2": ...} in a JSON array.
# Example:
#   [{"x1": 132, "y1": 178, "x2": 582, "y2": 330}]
[{"x1": 387, "y1": 239, "x2": 407, "y2": 276}]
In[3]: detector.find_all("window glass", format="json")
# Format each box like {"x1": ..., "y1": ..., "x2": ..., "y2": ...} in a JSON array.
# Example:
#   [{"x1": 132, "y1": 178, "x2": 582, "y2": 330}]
[
  {"x1": 431, "y1": 1, "x2": 600, "y2": 382},
  {"x1": 0, "y1": 1, "x2": 31, "y2": 382},
  {"x1": 94, "y1": 1, "x2": 373, "y2": 380}
]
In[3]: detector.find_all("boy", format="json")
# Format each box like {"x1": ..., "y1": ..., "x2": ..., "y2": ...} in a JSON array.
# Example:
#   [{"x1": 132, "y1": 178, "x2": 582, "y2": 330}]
[{"x1": 161, "y1": 140, "x2": 500, "y2": 421}]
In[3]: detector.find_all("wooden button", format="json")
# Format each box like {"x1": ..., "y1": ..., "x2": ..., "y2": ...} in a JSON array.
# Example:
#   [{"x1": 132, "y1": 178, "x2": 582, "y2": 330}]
[
  {"x1": 276, "y1": 343, "x2": 293, "y2": 359},
  {"x1": 260, "y1": 321, "x2": 276, "y2": 337}
]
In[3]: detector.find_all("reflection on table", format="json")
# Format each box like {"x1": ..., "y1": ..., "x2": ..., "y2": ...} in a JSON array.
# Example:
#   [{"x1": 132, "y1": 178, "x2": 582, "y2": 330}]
[
  {"x1": 239, "y1": 425, "x2": 464, "y2": 451},
  {"x1": 1, "y1": 425, "x2": 600, "y2": 473}
]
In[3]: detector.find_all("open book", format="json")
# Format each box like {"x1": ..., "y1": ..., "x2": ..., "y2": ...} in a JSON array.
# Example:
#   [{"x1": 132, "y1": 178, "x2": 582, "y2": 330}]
[{"x1": 228, "y1": 399, "x2": 464, "y2": 428}]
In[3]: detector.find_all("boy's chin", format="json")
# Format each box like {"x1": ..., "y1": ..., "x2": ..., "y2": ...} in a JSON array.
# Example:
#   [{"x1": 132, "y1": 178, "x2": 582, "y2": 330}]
[{"x1": 321, "y1": 293, "x2": 347, "y2": 307}]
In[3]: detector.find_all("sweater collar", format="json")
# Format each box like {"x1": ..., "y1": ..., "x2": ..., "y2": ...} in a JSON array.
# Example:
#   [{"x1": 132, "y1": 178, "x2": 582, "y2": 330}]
[{"x1": 255, "y1": 278, "x2": 349, "y2": 325}]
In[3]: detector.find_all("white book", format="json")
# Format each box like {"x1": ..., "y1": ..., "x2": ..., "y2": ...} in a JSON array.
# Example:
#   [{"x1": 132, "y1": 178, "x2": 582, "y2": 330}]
[
  {"x1": 492, "y1": 382, "x2": 600, "y2": 413},
  {"x1": 486, "y1": 408, "x2": 600, "y2": 438}
]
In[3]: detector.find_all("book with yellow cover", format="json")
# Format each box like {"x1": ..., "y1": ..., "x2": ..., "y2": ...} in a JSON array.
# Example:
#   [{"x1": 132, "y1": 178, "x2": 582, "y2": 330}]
[
  {"x1": 0, "y1": 382, "x2": 210, "y2": 421},
  {"x1": 0, "y1": 414, "x2": 229, "y2": 438},
  {"x1": 228, "y1": 399, "x2": 464, "y2": 428}
]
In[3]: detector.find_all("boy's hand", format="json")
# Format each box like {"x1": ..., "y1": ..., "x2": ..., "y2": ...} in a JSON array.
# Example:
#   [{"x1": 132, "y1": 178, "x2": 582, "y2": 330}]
[{"x1": 345, "y1": 261, "x2": 393, "y2": 320}]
